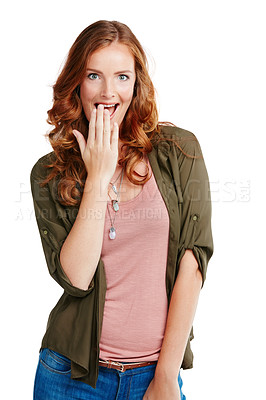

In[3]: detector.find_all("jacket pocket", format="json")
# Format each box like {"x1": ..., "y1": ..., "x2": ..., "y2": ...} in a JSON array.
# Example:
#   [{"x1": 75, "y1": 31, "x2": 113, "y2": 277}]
[{"x1": 40, "y1": 348, "x2": 71, "y2": 374}]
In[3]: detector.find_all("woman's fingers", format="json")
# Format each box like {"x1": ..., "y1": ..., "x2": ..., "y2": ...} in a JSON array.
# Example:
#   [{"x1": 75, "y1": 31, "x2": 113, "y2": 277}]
[
  {"x1": 95, "y1": 104, "x2": 104, "y2": 146},
  {"x1": 103, "y1": 109, "x2": 111, "y2": 148},
  {"x1": 73, "y1": 106, "x2": 118, "y2": 179},
  {"x1": 88, "y1": 108, "x2": 96, "y2": 146},
  {"x1": 73, "y1": 129, "x2": 86, "y2": 156},
  {"x1": 110, "y1": 122, "x2": 119, "y2": 151}
]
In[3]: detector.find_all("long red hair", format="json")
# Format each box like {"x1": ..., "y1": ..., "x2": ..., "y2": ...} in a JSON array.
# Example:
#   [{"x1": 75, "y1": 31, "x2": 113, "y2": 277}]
[{"x1": 42, "y1": 20, "x2": 161, "y2": 206}]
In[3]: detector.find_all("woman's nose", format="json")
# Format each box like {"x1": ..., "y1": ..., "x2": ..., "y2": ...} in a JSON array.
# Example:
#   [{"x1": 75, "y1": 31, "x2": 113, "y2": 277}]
[{"x1": 100, "y1": 79, "x2": 115, "y2": 98}]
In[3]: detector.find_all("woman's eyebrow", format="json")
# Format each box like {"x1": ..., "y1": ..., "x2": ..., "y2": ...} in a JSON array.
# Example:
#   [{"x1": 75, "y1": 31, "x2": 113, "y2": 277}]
[
  {"x1": 86, "y1": 68, "x2": 134, "y2": 75},
  {"x1": 115, "y1": 70, "x2": 134, "y2": 75}
]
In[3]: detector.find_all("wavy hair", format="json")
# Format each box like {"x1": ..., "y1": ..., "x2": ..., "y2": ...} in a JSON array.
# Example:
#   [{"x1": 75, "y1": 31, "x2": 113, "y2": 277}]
[{"x1": 42, "y1": 20, "x2": 162, "y2": 206}]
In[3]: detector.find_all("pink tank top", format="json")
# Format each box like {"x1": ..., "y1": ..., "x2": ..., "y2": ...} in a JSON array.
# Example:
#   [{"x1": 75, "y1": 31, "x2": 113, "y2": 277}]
[{"x1": 99, "y1": 160, "x2": 169, "y2": 362}]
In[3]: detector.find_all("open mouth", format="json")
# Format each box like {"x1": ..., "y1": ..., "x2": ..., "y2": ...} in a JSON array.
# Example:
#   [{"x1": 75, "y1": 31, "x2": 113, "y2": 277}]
[{"x1": 95, "y1": 103, "x2": 119, "y2": 118}]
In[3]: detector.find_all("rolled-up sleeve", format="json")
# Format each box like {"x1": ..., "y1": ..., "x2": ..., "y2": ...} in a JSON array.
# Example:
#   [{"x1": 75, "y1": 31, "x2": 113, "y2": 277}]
[
  {"x1": 172, "y1": 134, "x2": 214, "y2": 287},
  {"x1": 30, "y1": 156, "x2": 94, "y2": 297}
]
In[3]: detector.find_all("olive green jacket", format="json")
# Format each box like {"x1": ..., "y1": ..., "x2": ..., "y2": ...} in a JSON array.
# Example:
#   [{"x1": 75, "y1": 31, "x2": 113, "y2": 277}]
[{"x1": 30, "y1": 125, "x2": 213, "y2": 388}]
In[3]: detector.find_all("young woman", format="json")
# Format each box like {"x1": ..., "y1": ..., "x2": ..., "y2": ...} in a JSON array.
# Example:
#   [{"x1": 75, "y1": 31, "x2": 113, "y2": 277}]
[{"x1": 31, "y1": 20, "x2": 213, "y2": 400}]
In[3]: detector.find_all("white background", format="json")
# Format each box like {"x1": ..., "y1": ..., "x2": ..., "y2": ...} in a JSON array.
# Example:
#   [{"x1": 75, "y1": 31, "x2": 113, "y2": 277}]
[{"x1": 1, "y1": 0, "x2": 265, "y2": 398}]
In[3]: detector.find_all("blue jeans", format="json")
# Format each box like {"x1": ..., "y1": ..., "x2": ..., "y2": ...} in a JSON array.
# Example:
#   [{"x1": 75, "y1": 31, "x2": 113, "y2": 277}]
[{"x1": 34, "y1": 348, "x2": 186, "y2": 399}]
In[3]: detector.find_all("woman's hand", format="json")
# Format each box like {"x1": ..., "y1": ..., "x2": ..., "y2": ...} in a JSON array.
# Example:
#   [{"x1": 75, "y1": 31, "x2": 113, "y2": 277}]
[
  {"x1": 73, "y1": 104, "x2": 119, "y2": 188},
  {"x1": 143, "y1": 375, "x2": 181, "y2": 400}
]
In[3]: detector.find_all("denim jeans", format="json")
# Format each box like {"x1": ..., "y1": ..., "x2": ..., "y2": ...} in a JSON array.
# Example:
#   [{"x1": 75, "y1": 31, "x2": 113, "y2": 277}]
[{"x1": 34, "y1": 348, "x2": 186, "y2": 399}]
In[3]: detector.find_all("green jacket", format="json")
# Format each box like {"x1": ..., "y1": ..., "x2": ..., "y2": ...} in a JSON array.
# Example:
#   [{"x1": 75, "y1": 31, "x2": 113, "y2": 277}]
[{"x1": 30, "y1": 125, "x2": 213, "y2": 388}]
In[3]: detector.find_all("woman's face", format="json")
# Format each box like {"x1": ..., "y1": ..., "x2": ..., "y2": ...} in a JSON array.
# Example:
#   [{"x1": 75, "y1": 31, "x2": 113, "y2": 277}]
[{"x1": 80, "y1": 42, "x2": 136, "y2": 129}]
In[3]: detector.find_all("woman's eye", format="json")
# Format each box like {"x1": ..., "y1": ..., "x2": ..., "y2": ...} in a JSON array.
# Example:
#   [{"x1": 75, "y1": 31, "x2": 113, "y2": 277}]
[
  {"x1": 88, "y1": 73, "x2": 99, "y2": 80},
  {"x1": 118, "y1": 74, "x2": 129, "y2": 81}
]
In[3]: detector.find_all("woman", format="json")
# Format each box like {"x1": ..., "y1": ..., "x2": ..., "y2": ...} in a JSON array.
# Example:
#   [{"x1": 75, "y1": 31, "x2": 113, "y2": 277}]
[{"x1": 31, "y1": 20, "x2": 213, "y2": 400}]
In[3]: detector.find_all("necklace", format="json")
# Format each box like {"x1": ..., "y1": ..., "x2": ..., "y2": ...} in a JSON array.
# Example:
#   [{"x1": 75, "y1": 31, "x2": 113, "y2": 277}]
[
  {"x1": 107, "y1": 168, "x2": 124, "y2": 240},
  {"x1": 109, "y1": 168, "x2": 124, "y2": 212}
]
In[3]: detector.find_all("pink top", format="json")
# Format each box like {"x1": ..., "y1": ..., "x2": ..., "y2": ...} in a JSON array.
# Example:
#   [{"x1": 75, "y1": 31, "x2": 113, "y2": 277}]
[{"x1": 99, "y1": 160, "x2": 169, "y2": 362}]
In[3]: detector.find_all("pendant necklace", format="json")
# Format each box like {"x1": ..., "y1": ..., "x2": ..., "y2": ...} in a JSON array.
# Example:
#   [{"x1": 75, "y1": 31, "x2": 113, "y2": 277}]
[
  {"x1": 107, "y1": 167, "x2": 124, "y2": 240},
  {"x1": 109, "y1": 168, "x2": 124, "y2": 212}
]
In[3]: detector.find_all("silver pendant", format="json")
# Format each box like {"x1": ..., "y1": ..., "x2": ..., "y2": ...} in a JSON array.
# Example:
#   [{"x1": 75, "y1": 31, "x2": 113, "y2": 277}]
[
  {"x1": 109, "y1": 227, "x2": 116, "y2": 240},
  {"x1": 112, "y1": 200, "x2": 119, "y2": 212},
  {"x1": 112, "y1": 184, "x2": 117, "y2": 194}
]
